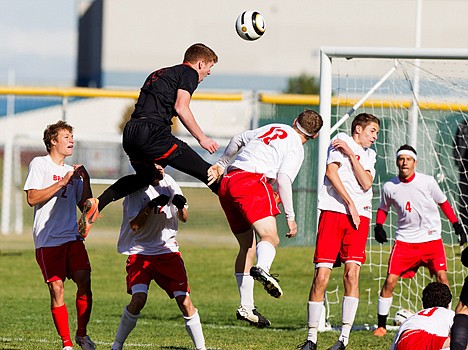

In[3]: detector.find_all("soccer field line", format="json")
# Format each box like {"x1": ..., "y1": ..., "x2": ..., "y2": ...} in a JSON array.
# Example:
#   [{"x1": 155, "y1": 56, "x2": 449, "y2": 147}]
[{"x1": 0, "y1": 337, "x2": 224, "y2": 349}]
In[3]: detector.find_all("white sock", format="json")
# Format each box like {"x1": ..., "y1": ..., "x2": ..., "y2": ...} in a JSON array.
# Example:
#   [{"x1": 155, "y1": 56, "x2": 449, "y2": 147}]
[
  {"x1": 184, "y1": 309, "x2": 206, "y2": 350},
  {"x1": 113, "y1": 306, "x2": 139, "y2": 349},
  {"x1": 307, "y1": 301, "x2": 324, "y2": 343},
  {"x1": 377, "y1": 296, "x2": 393, "y2": 316},
  {"x1": 256, "y1": 241, "x2": 276, "y2": 273},
  {"x1": 235, "y1": 273, "x2": 255, "y2": 310},
  {"x1": 339, "y1": 296, "x2": 359, "y2": 346}
]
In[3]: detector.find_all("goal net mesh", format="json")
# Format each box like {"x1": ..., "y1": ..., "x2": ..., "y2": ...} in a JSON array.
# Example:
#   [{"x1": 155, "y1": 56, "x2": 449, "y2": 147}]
[{"x1": 324, "y1": 56, "x2": 468, "y2": 327}]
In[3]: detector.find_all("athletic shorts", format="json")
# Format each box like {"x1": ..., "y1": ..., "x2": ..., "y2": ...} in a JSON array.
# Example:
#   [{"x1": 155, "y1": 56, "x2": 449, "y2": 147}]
[
  {"x1": 394, "y1": 329, "x2": 448, "y2": 350},
  {"x1": 388, "y1": 239, "x2": 447, "y2": 278},
  {"x1": 35, "y1": 240, "x2": 91, "y2": 283},
  {"x1": 218, "y1": 169, "x2": 280, "y2": 234},
  {"x1": 123, "y1": 118, "x2": 186, "y2": 167},
  {"x1": 460, "y1": 276, "x2": 468, "y2": 306},
  {"x1": 314, "y1": 210, "x2": 370, "y2": 265},
  {"x1": 125, "y1": 252, "x2": 190, "y2": 298}
]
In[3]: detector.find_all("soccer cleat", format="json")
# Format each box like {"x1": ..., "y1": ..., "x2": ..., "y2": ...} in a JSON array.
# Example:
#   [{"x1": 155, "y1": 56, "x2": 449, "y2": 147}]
[
  {"x1": 236, "y1": 306, "x2": 271, "y2": 328},
  {"x1": 373, "y1": 326, "x2": 387, "y2": 337},
  {"x1": 78, "y1": 198, "x2": 100, "y2": 238},
  {"x1": 297, "y1": 339, "x2": 317, "y2": 350},
  {"x1": 250, "y1": 266, "x2": 283, "y2": 298},
  {"x1": 326, "y1": 340, "x2": 346, "y2": 350},
  {"x1": 74, "y1": 334, "x2": 96, "y2": 350},
  {"x1": 111, "y1": 341, "x2": 123, "y2": 350}
]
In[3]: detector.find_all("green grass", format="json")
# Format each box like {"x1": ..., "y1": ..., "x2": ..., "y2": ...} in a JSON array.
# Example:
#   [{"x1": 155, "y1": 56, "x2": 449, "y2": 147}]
[
  {"x1": 2, "y1": 185, "x2": 466, "y2": 349},
  {"x1": 0, "y1": 232, "x2": 396, "y2": 350}
]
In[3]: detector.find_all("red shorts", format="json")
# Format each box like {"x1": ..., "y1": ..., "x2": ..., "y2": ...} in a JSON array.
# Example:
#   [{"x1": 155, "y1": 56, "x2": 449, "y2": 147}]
[
  {"x1": 35, "y1": 240, "x2": 91, "y2": 283},
  {"x1": 218, "y1": 170, "x2": 280, "y2": 234},
  {"x1": 395, "y1": 329, "x2": 448, "y2": 350},
  {"x1": 125, "y1": 252, "x2": 190, "y2": 298},
  {"x1": 388, "y1": 239, "x2": 447, "y2": 278},
  {"x1": 314, "y1": 211, "x2": 370, "y2": 265}
]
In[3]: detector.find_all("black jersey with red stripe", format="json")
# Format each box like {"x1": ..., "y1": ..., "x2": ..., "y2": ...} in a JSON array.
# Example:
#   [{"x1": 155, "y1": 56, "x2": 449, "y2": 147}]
[{"x1": 132, "y1": 63, "x2": 198, "y2": 125}]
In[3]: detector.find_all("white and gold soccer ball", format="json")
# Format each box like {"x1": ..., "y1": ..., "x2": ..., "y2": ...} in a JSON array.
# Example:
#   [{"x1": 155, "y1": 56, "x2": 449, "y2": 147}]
[
  {"x1": 393, "y1": 308, "x2": 413, "y2": 326},
  {"x1": 235, "y1": 11, "x2": 266, "y2": 41}
]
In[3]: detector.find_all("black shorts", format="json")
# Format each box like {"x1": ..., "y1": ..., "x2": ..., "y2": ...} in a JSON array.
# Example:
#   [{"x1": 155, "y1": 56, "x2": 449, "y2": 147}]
[{"x1": 123, "y1": 118, "x2": 187, "y2": 167}]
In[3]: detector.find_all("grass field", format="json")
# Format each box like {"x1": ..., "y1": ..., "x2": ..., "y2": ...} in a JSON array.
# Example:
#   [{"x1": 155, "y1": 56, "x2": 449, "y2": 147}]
[{"x1": 1, "y1": 185, "x2": 398, "y2": 350}]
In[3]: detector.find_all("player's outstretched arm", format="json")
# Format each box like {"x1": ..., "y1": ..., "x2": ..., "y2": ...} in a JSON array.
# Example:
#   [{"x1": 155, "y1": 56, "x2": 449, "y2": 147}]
[{"x1": 175, "y1": 89, "x2": 218, "y2": 154}]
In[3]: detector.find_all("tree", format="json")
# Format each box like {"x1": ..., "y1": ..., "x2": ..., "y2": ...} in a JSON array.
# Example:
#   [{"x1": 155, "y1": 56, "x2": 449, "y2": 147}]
[{"x1": 284, "y1": 73, "x2": 320, "y2": 94}]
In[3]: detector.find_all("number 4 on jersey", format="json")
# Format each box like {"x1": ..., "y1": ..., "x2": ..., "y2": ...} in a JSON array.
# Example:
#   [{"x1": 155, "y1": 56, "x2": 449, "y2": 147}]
[{"x1": 405, "y1": 201, "x2": 412, "y2": 212}]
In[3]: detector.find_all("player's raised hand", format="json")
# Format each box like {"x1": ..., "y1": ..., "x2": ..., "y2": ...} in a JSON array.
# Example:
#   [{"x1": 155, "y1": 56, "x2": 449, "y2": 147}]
[
  {"x1": 148, "y1": 194, "x2": 170, "y2": 209},
  {"x1": 453, "y1": 222, "x2": 467, "y2": 246},
  {"x1": 172, "y1": 194, "x2": 187, "y2": 210},
  {"x1": 374, "y1": 224, "x2": 388, "y2": 243},
  {"x1": 199, "y1": 137, "x2": 219, "y2": 154},
  {"x1": 286, "y1": 219, "x2": 297, "y2": 238},
  {"x1": 207, "y1": 164, "x2": 224, "y2": 186}
]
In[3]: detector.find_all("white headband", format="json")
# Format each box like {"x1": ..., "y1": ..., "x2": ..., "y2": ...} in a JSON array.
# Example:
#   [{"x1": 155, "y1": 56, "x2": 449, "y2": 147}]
[
  {"x1": 396, "y1": 150, "x2": 417, "y2": 161},
  {"x1": 296, "y1": 121, "x2": 313, "y2": 137}
]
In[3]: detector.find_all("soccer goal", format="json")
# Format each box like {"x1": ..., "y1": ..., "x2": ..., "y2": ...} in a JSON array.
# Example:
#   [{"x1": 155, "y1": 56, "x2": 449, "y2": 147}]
[{"x1": 318, "y1": 47, "x2": 468, "y2": 327}]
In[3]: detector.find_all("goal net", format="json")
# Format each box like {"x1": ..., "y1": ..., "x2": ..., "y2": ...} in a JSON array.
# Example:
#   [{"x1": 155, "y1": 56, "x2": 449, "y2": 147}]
[{"x1": 319, "y1": 47, "x2": 468, "y2": 327}]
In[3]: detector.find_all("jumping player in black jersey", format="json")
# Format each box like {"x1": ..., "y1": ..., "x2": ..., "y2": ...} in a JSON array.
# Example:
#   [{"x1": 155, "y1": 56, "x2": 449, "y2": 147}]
[{"x1": 78, "y1": 43, "x2": 219, "y2": 238}]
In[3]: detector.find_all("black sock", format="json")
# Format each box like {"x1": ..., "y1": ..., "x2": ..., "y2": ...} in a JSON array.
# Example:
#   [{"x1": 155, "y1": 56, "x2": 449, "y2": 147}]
[{"x1": 377, "y1": 314, "x2": 387, "y2": 328}]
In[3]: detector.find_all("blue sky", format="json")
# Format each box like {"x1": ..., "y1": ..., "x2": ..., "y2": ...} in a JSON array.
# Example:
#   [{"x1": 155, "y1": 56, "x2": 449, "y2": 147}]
[{"x1": 0, "y1": 0, "x2": 77, "y2": 86}]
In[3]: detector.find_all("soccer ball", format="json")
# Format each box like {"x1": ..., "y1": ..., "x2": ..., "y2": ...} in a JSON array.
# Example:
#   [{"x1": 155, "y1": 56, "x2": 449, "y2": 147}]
[
  {"x1": 393, "y1": 308, "x2": 413, "y2": 326},
  {"x1": 235, "y1": 11, "x2": 266, "y2": 41}
]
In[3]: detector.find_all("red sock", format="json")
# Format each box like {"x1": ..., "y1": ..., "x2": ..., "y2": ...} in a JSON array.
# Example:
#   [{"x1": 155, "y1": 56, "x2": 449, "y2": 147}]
[
  {"x1": 51, "y1": 304, "x2": 72, "y2": 347},
  {"x1": 76, "y1": 292, "x2": 92, "y2": 337}
]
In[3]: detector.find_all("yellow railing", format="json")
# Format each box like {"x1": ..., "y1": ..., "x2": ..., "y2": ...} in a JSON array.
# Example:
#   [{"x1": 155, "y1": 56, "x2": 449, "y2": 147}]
[
  {"x1": 0, "y1": 86, "x2": 243, "y2": 101},
  {"x1": 1, "y1": 86, "x2": 468, "y2": 112}
]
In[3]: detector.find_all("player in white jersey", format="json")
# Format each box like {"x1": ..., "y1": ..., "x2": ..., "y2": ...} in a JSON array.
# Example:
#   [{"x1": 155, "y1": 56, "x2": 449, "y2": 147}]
[
  {"x1": 373, "y1": 144, "x2": 466, "y2": 337},
  {"x1": 451, "y1": 247, "x2": 468, "y2": 350},
  {"x1": 111, "y1": 164, "x2": 206, "y2": 350},
  {"x1": 391, "y1": 282, "x2": 454, "y2": 350},
  {"x1": 207, "y1": 109, "x2": 323, "y2": 327},
  {"x1": 23, "y1": 121, "x2": 95, "y2": 350},
  {"x1": 299, "y1": 113, "x2": 380, "y2": 350}
]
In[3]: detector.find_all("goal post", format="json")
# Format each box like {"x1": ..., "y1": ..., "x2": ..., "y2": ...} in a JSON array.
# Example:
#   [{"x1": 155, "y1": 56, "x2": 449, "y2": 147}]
[
  {"x1": 318, "y1": 46, "x2": 468, "y2": 191},
  {"x1": 317, "y1": 46, "x2": 468, "y2": 325}
]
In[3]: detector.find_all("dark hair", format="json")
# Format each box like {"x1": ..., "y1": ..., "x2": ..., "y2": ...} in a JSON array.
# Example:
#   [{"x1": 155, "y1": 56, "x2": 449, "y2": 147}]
[
  {"x1": 183, "y1": 43, "x2": 218, "y2": 64},
  {"x1": 351, "y1": 113, "x2": 380, "y2": 134},
  {"x1": 295, "y1": 109, "x2": 323, "y2": 138},
  {"x1": 43, "y1": 120, "x2": 73, "y2": 153},
  {"x1": 397, "y1": 144, "x2": 417, "y2": 155},
  {"x1": 422, "y1": 282, "x2": 452, "y2": 309}
]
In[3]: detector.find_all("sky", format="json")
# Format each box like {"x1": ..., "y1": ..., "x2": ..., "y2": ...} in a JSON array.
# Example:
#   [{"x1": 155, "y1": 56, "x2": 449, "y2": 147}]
[{"x1": 0, "y1": 0, "x2": 77, "y2": 86}]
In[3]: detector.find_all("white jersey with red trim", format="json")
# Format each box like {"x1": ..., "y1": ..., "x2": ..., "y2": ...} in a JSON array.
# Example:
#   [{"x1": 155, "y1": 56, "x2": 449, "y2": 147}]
[
  {"x1": 390, "y1": 307, "x2": 454, "y2": 350},
  {"x1": 118, "y1": 174, "x2": 184, "y2": 256},
  {"x1": 23, "y1": 155, "x2": 83, "y2": 249},
  {"x1": 317, "y1": 132, "x2": 376, "y2": 218},
  {"x1": 379, "y1": 172, "x2": 447, "y2": 243},
  {"x1": 228, "y1": 123, "x2": 304, "y2": 182}
]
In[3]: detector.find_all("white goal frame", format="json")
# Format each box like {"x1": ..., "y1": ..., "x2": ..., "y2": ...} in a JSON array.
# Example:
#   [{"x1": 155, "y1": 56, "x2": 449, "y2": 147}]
[{"x1": 318, "y1": 46, "x2": 468, "y2": 195}]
